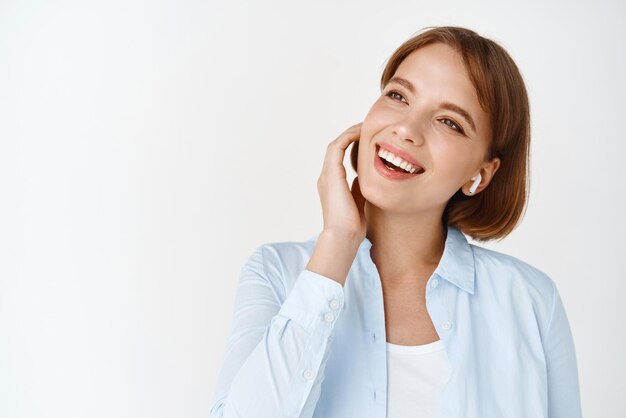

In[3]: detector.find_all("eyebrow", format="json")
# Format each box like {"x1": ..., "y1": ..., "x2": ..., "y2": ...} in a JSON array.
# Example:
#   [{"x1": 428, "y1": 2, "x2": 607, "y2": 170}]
[{"x1": 386, "y1": 76, "x2": 477, "y2": 134}]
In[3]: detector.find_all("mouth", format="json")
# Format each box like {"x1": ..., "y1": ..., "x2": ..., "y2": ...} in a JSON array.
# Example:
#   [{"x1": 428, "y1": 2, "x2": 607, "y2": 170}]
[{"x1": 375, "y1": 144, "x2": 425, "y2": 175}]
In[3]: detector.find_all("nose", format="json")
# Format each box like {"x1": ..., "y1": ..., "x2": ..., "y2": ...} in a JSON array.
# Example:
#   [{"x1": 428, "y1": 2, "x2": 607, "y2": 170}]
[{"x1": 390, "y1": 112, "x2": 426, "y2": 146}]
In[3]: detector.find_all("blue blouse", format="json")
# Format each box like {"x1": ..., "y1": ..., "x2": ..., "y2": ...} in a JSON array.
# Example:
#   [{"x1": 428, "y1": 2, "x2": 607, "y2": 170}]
[{"x1": 209, "y1": 224, "x2": 582, "y2": 418}]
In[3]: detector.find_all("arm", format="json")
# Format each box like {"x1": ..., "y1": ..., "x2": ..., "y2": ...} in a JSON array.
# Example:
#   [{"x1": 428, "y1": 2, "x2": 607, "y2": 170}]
[
  {"x1": 545, "y1": 280, "x2": 583, "y2": 417},
  {"x1": 208, "y1": 244, "x2": 348, "y2": 418}
]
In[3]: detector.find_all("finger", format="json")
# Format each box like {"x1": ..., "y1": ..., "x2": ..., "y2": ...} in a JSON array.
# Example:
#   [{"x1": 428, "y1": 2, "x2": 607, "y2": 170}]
[{"x1": 324, "y1": 124, "x2": 363, "y2": 170}]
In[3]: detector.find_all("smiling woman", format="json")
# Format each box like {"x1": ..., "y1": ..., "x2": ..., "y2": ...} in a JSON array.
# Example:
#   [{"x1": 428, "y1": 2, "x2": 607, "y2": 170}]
[
  {"x1": 210, "y1": 26, "x2": 581, "y2": 418},
  {"x1": 350, "y1": 27, "x2": 531, "y2": 243}
]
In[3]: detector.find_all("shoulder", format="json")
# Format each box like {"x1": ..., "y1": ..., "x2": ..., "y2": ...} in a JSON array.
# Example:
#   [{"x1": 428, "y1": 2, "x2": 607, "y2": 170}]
[
  {"x1": 470, "y1": 243, "x2": 556, "y2": 295},
  {"x1": 469, "y1": 243, "x2": 558, "y2": 328}
]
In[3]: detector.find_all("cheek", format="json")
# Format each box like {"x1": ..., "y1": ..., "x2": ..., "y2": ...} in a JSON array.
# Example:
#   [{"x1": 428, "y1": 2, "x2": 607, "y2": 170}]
[
  {"x1": 355, "y1": 139, "x2": 370, "y2": 174},
  {"x1": 431, "y1": 143, "x2": 481, "y2": 186},
  {"x1": 430, "y1": 144, "x2": 468, "y2": 179},
  {"x1": 363, "y1": 100, "x2": 394, "y2": 126},
  {"x1": 356, "y1": 121, "x2": 378, "y2": 165}
]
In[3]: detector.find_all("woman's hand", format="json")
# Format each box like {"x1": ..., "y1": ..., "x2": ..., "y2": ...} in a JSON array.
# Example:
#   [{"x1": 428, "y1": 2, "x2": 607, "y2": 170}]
[{"x1": 316, "y1": 122, "x2": 367, "y2": 244}]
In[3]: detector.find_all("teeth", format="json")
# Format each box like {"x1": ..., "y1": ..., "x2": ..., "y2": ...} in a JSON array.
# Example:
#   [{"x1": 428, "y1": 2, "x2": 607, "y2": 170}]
[{"x1": 378, "y1": 147, "x2": 420, "y2": 174}]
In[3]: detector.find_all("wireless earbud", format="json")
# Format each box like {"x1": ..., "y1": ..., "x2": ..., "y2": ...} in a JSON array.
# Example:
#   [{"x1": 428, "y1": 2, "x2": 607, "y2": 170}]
[{"x1": 469, "y1": 173, "x2": 481, "y2": 194}]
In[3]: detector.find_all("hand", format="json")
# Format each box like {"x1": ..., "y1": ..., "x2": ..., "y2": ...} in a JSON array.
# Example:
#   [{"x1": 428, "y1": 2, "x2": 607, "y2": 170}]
[{"x1": 316, "y1": 122, "x2": 367, "y2": 243}]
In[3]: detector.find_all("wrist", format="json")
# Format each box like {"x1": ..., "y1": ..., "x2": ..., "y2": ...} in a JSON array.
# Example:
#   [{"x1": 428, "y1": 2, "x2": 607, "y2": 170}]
[
  {"x1": 320, "y1": 228, "x2": 363, "y2": 250},
  {"x1": 306, "y1": 229, "x2": 362, "y2": 286}
]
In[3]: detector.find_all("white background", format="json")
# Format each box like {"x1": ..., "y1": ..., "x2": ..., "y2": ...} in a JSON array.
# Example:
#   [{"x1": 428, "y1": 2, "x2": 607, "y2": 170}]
[{"x1": 1, "y1": 0, "x2": 624, "y2": 417}]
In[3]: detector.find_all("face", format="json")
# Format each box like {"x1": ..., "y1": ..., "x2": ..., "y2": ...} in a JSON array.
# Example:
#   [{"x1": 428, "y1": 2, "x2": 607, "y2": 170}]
[{"x1": 357, "y1": 42, "x2": 500, "y2": 215}]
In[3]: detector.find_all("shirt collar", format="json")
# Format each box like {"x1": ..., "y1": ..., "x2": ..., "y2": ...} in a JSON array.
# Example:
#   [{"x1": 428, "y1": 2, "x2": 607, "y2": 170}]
[
  {"x1": 309, "y1": 223, "x2": 475, "y2": 295},
  {"x1": 435, "y1": 224, "x2": 475, "y2": 294}
]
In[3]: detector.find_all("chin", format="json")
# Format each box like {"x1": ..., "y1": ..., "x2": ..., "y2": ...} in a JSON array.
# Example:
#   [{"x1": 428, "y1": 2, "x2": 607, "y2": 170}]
[{"x1": 358, "y1": 177, "x2": 403, "y2": 210}]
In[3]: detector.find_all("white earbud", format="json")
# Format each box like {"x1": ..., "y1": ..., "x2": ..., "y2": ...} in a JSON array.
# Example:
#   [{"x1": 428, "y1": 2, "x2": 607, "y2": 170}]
[{"x1": 469, "y1": 173, "x2": 481, "y2": 194}]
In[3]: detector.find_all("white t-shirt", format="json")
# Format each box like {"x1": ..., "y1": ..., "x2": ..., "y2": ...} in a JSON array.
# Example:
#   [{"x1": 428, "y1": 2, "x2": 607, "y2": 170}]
[{"x1": 386, "y1": 339, "x2": 453, "y2": 418}]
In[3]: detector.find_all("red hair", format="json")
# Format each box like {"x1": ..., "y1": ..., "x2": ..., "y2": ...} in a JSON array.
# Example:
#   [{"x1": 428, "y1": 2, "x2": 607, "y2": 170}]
[{"x1": 350, "y1": 26, "x2": 531, "y2": 242}]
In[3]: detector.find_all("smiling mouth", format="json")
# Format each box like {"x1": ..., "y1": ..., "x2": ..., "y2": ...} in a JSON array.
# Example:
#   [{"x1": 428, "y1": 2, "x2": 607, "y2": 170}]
[{"x1": 376, "y1": 145, "x2": 425, "y2": 174}]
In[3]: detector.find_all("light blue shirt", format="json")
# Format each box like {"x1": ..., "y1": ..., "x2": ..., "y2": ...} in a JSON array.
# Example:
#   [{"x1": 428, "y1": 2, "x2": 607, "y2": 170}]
[{"x1": 209, "y1": 224, "x2": 582, "y2": 418}]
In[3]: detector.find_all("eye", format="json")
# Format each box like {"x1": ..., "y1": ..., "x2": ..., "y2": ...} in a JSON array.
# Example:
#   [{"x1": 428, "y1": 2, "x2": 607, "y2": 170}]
[
  {"x1": 384, "y1": 89, "x2": 466, "y2": 136},
  {"x1": 384, "y1": 90, "x2": 407, "y2": 103},
  {"x1": 440, "y1": 118, "x2": 465, "y2": 135}
]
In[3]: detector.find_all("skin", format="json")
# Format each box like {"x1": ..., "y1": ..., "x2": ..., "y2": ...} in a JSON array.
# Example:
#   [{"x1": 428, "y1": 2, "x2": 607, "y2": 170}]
[
  {"x1": 307, "y1": 42, "x2": 502, "y2": 344},
  {"x1": 356, "y1": 42, "x2": 501, "y2": 344},
  {"x1": 359, "y1": 42, "x2": 501, "y2": 281}
]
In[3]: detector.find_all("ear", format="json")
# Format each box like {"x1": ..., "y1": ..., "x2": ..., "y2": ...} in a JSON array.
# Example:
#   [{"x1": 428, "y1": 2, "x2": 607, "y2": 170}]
[
  {"x1": 349, "y1": 141, "x2": 359, "y2": 173},
  {"x1": 464, "y1": 156, "x2": 501, "y2": 196}
]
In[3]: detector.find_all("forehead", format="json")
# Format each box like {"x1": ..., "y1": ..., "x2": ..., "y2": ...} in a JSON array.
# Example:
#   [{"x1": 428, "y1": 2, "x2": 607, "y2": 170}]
[{"x1": 394, "y1": 43, "x2": 475, "y2": 98}]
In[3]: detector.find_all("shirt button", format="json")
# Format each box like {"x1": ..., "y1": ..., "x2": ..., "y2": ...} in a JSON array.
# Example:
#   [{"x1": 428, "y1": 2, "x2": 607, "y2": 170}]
[
  {"x1": 303, "y1": 369, "x2": 315, "y2": 380},
  {"x1": 329, "y1": 299, "x2": 340, "y2": 310},
  {"x1": 430, "y1": 278, "x2": 439, "y2": 288},
  {"x1": 323, "y1": 312, "x2": 335, "y2": 322},
  {"x1": 442, "y1": 320, "x2": 452, "y2": 330}
]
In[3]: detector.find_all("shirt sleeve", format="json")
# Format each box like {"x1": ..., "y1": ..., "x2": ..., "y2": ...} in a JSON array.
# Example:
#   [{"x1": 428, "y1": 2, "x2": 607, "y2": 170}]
[
  {"x1": 208, "y1": 244, "x2": 346, "y2": 418},
  {"x1": 544, "y1": 279, "x2": 583, "y2": 418}
]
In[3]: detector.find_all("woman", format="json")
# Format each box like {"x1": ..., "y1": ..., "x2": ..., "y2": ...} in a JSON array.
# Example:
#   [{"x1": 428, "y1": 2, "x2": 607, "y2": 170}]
[{"x1": 209, "y1": 26, "x2": 582, "y2": 418}]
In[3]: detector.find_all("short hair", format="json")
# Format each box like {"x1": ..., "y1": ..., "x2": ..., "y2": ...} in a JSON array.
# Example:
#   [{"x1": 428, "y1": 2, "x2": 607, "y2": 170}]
[{"x1": 350, "y1": 26, "x2": 531, "y2": 243}]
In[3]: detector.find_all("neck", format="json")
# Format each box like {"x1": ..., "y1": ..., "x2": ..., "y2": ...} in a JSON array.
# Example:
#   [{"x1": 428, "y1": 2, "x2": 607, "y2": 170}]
[{"x1": 365, "y1": 202, "x2": 447, "y2": 289}]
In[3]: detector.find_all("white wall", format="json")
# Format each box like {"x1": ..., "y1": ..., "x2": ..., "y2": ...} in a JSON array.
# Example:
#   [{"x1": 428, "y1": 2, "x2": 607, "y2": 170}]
[{"x1": 0, "y1": 0, "x2": 624, "y2": 416}]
